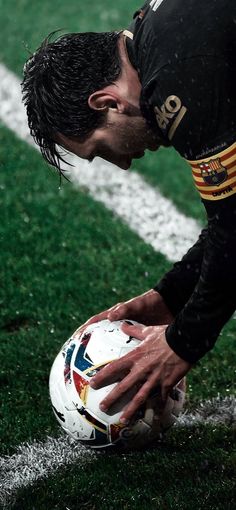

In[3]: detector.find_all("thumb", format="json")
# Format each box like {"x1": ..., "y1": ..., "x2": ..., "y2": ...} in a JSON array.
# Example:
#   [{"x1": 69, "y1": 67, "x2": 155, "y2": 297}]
[{"x1": 107, "y1": 304, "x2": 128, "y2": 321}]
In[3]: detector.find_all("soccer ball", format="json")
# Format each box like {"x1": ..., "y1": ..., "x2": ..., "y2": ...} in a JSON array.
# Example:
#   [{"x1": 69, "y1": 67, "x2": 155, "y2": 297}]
[{"x1": 49, "y1": 320, "x2": 185, "y2": 449}]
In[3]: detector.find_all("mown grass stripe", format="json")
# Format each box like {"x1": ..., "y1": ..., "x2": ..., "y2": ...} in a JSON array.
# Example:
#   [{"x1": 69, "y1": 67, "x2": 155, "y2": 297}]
[
  {"x1": 0, "y1": 62, "x2": 201, "y2": 262},
  {"x1": 69, "y1": 155, "x2": 200, "y2": 262}
]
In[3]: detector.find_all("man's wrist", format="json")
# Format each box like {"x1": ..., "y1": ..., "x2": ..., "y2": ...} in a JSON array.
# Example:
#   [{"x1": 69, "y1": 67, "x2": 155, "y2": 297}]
[
  {"x1": 165, "y1": 322, "x2": 207, "y2": 364},
  {"x1": 151, "y1": 288, "x2": 175, "y2": 323}
]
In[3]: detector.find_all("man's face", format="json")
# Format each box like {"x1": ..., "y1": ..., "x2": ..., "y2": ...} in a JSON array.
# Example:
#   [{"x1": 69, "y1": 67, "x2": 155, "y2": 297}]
[{"x1": 57, "y1": 109, "x2": 162, "y2": 170}]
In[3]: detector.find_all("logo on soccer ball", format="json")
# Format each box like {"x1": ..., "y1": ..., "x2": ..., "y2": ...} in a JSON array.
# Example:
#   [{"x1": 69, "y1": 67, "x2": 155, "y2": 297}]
[{"x1": 199, "y1": 158, "x2": 227, "y2": 186}]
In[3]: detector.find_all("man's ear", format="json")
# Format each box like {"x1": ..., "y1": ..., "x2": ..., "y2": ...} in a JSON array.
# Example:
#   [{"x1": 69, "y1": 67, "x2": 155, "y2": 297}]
[{"x1": 88, "y1": 90, "x2": 126, "y2": 113}]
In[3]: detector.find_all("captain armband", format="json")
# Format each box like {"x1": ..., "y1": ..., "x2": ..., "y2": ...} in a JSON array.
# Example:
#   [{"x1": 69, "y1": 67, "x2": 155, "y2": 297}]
[{"x1": 187, "y1": 142, "x2": 236, "y2": 201}]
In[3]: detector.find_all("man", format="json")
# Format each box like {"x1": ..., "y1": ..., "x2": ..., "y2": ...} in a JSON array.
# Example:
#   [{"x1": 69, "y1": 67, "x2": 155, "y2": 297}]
[{"x1": 22, "y1": 0, "x2": 236, "y2": 426}]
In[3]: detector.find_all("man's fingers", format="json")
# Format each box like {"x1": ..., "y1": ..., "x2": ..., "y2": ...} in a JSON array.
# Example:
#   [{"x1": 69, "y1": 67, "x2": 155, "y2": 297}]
[
  {"x1": 76, "y1": 308, "x2": 116, "y2": 335},
  {"x1": 120, "y1": 375, "x2": 164, "y2": 424},
  {"x1": 75, "y1": 315, "x2": 100, "y2": 335},
  {"x1": 107, "y1": 303, "x2": 128, "y2": 321},
  {"x1": 107, "y1": 299, "x2": 143, "y2": 322},
  {"x1": 77, "y1": 301, "x2": 131, "y2": 334},
  {"x1": 121, "y1": 322, "x2": 147, "y2": 340},
  {"x1": 90, "y1": 356, "x2": 132, "y2": 389},
  {"x1": 98, "y1": 370, "x2": 144, "y2": 412},
  {"x1": 76, "y1": 298, "x2": 149, "y2": 337}
]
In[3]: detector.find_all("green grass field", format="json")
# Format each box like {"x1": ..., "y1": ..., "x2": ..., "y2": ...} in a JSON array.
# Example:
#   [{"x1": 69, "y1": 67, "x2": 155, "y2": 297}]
[{"x1": 0, "y1": 1, "x2": 235, "y2": 509}]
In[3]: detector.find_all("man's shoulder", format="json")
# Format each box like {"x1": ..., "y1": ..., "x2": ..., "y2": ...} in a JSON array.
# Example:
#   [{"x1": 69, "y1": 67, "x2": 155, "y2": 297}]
[{"x1": 128, "y1": 0, "x2": 236, "y2": 84}]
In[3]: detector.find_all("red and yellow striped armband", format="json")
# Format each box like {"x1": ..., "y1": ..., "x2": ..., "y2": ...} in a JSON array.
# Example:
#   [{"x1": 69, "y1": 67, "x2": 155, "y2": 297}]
[{"x1": 187, "y1": 142, "x2": 236, "y2": 201}]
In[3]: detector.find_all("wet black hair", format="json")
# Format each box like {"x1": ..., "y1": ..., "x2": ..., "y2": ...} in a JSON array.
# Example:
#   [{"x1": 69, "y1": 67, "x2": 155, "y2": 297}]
[{"x1": 22, "y1": 31, "x2": 121, "y2": 172}]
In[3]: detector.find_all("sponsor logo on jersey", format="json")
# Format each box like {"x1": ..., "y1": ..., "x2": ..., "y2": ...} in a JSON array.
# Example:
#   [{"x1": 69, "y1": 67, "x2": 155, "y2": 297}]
[
  {"x1": 187, "y1": 142, "x2": 236, "y2": 201},
  {"x1": 154, "y1": 95, "x2": 187, "y2": 140}
]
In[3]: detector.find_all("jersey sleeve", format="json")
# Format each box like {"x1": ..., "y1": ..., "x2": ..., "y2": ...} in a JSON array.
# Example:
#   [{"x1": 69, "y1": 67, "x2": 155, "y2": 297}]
[
  {"x1": 156, "y1": 144, "x2": 236, "y2": 362},
  {"x1": 154, "y1": 227, "x2": 208, "y2": 316},
  {"x1": 145, "y1": 56, "x2": 236, "y2": 362},
  {"x1": 165, "y1": 193, "x2": 236, "y2": 363}
]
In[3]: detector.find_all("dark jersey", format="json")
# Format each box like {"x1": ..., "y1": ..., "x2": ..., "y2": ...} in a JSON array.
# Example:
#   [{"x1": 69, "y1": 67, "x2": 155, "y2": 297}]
[{"x1": 125, "y1": 0, "x2": 236, "y2": 363}]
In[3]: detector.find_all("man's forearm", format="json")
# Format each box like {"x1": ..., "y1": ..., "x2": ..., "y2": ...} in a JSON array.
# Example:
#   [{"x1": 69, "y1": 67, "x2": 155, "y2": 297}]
[
  {"x1": 164, "y1": 213, "x2": 236, "y2": 363},
  {"x1": 154, "y1": 227, "x2": 208, "y2": 316},
  {"x1": 166, "y1": 280, "x2": 236, "y2": 363}
]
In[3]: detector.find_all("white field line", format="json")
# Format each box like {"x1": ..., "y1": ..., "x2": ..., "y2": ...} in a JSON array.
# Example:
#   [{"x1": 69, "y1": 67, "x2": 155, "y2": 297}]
[
  {"x1": 0, "y1": 436, "x2": 96, "y2": 509},
  {"x1": 0, "y1": 396, "x2": 235, "y2": 509},
  {"x1": 0, "y1": 62, "x2": 201, "y2": 262}
]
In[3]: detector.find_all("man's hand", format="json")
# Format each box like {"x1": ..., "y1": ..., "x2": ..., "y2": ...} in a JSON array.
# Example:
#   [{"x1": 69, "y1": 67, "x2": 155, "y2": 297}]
[
  {"x1": 77, "y1": 289, "x2": 174, "y2": 335},
  {"x1": 90, "y1": 323, "x2": 192, "y2": 424}
]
